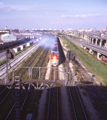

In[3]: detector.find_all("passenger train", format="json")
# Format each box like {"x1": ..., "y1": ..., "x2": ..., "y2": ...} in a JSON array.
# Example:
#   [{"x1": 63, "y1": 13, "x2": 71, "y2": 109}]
[{"x1": 50, "y1": 38, "x2": 59, "y2": 66}]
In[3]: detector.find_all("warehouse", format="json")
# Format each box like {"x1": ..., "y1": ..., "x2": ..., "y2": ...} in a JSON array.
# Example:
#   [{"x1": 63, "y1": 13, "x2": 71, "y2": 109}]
[{"x1": 0, "y1": 33, "x2": 16, "y2": 43}]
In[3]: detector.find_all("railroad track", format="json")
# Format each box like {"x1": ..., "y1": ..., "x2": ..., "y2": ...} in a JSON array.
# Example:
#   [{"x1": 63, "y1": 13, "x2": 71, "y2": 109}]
[
  {"x1": 46, "y1": 62, "x2": 59, "y2": 120},
  {"x1": 68, "y1": 86, "x2": 88, "y2": 120},
  {"x1": 0, "y1": 42, "x2": 46, "y2": 115},
  {"x1": 4, "y1": 46, "x2": 50, "y2": 120},
  {"x1": 0, "y1": 44, "x2": 49, "y2": 120},
  {"x1": 20, "y1": 47, "x2": 49, "y2": 120},
  {"x1": 0, "y1": 36, "x2": 67, "y2": 120},
  {"x1": 1, "y1": 36, "x2": 107, "y2": 120},
  {"x1": 62, "y1": 46, "x2": 88, "y2": 120},
  {"x1": 46, "y1": 87, "x2": 59, "y2": 120},
  {"x1": 60, "y1": 37, "x2": 107, "y2": 119},
  {"x1": 46, "y1": 41, "x2": 66, "y2": 120},
  {"x1": 63, "y1": 56, "x2": 88, "y2": 120},
  {"x1": 0, "y1": 47, "x2": 43, "y2": 106},
  {"x1": 0, "y1": 40, "x2": 45, "y2": 79}
]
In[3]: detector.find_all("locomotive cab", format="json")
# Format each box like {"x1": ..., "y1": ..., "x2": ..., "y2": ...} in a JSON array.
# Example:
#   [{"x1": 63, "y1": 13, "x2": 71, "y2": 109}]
[{"x1": 50, "y1": 46, "x2": 59, "y2": 66}]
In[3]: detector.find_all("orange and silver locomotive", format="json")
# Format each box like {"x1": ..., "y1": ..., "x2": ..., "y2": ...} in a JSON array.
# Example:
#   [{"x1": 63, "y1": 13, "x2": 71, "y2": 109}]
[{"x1": 50, "y1": 45, "x2": 59, "y2": 66}]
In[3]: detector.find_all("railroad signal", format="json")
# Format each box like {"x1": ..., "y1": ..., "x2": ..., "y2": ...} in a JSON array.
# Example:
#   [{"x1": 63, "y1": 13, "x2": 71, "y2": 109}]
[
  {"x1": 7, "y1": 49, "x2": 15, "y2": 59},
  {"x1": 5, "y1": 49, "x2": 15, "y2": 84},
  {"x1": 67, "y1": 50, "x2": 77, "y2": 61}
]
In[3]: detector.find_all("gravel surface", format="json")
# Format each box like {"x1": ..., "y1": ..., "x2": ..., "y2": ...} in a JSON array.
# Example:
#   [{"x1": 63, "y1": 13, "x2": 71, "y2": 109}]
[
  {"x1": 36, "y1": 89, "x2": 48, "y2": 120},
  {"x1": 60, "y1": 87, "x2": 74, "y2": 120},
  {"x1": 79, "y1": 87, "x2": 101, "y2": 120}
]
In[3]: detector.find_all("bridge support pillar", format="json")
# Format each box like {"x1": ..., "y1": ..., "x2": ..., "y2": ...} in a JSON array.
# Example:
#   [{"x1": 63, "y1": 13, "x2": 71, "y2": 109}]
[
  {"x1": 89, "y1": 38, "x2": 91, "y2": 43},
  {"x1": 95, "y1": 39, "x2": 98, "y2": 46},
  {"x1": 92, "y1": 38, "x2": 94, "y2": 44},
  {"x1": 100, "y1": 39, "x2": 102, "y2": 47},
  {"x1": 105, "y1": 40, "x2": 107, "y2": 48}
]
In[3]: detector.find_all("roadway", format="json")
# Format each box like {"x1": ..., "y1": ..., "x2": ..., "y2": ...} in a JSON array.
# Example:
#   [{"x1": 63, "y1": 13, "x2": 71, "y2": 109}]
[
  {"x1": 0, "y1": 51, "x2": 6, "y2": 61},
  {"x1": 66, "y1": 36, "x2": 107, "y2": 56}
]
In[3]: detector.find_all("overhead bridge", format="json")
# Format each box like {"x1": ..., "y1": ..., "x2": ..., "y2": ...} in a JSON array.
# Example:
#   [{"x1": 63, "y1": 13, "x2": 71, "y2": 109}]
[{"x1": 1, "y1": 66, "x2": 75, "y2": 90}]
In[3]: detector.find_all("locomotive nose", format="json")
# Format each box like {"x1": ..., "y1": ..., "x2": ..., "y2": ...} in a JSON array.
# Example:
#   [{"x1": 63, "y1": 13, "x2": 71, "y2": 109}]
[{"x1": 53, "y1": 56, "x2": 56, "y2": 62}]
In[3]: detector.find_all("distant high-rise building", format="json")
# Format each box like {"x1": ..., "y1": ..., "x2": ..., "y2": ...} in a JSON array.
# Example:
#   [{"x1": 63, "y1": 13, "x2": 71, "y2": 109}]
[
  {"x1": 5, "y1": 26, "x2": 7, "y2": 30},
  {"x1": 106, "y1": 26, "x2": 107, "y2": 31}
]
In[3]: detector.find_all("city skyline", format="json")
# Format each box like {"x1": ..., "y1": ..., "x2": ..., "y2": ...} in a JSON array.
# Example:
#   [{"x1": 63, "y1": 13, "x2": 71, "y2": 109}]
[{"x1": 0, "y1": 0, "x2": 107, "y2": 30}]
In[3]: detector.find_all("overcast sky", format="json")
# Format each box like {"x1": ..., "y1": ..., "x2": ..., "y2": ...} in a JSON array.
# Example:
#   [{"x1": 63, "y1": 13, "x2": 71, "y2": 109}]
[{"x1": 0, "y1": 0, "x2": 107, "y2": 30}]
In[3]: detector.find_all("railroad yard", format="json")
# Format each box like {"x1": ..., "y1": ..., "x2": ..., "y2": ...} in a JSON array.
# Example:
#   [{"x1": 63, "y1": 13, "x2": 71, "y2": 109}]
[{"x1": 0, "y1": 34, "x2": 107, "y2": 120}]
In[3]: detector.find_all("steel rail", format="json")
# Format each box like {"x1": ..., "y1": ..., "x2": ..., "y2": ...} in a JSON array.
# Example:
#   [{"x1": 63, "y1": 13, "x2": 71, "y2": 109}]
[
  {"x1": 34, "y1": 48, "x2": 49, "y2": 79},
  {"x1": 0, "y1": 47, "x2": 43, "y2": 105},
  {"x1": 68, "y1": 87, "x2": 77, "y2": 120},
  {"x1": 19, "y1": 48, "x2": 49, "y2": 119},
  {"x1": 0, "y1": 42, "x2": 42, "y2": 77},
  {"x1": 0, "y1": 44, "x2": 37, "y2": 71},
  {"x1": 17, "y1": 47, "x2": 46, "y2": 80},
  {"x1": 0, "y1": 84, "x2": 15, "y2": 104},
  {"x1": 0, "y1": 46, "x2": 41, "y2": 103},
  {"x1": 17, "y1": 47, "x2": 44, "y2": 76},
  {"x1": 0, "y1": 87, "x2": 7, "y2": 95},
  {"x1": 75, "y1": 86, "x2": 88, "y2": 120},
  {"x1": 5, "y1": 46, "x2": 49, "y2": 120},
  {"x1": 4, "y1": 47, "x2": 47, "y2": 120},
  {"x1": 5, "y1": 103, "x2": 15, "y2": 120},
  {"x1": 69, "y1": 87, "x2": 88, "y2": 120}
]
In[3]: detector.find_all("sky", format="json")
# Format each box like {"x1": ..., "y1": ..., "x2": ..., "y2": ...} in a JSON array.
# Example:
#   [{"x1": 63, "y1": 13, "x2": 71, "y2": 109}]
[{"x1": 0, "y1": 0, "x2": 107, "y2": 30}]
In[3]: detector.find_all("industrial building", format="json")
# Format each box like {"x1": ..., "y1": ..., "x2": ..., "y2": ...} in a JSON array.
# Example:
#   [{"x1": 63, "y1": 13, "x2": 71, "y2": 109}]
[{"x1": 0, "y1": 33, "x2": 16, "y2": 43}]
